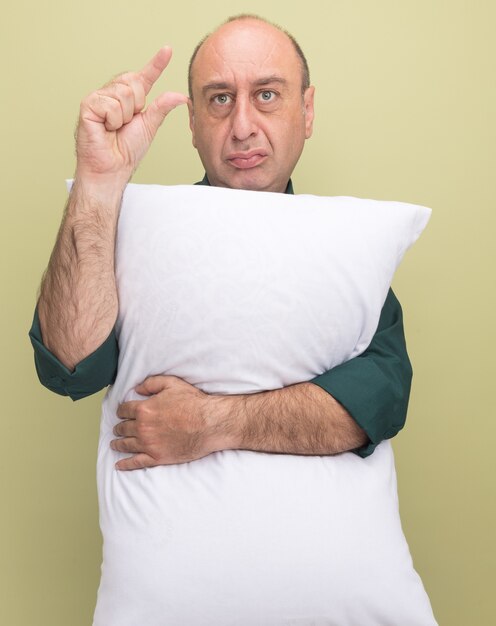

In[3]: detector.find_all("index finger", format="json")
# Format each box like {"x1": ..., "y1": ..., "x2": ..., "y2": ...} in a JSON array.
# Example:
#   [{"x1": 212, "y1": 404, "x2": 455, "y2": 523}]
[
  {"x1": 116, "y1": 400, "x2": 141, "y2": 420},
  {"x1": 139, "y1": 46, "x2": 174, "y2": 95}
]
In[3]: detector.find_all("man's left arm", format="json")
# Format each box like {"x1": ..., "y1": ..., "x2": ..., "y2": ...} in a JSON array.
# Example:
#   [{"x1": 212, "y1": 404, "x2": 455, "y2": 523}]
[
  {"x1": 112, "y1": 289, "x2": 411, "y2": 470},
  {"x1": 311, "y1": 288, "x2": 412, "y2": 457}
]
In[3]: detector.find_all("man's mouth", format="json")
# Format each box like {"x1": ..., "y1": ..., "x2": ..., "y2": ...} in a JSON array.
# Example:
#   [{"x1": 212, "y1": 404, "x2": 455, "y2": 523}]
[{"x1": 227, "y1": 151, "x2": 268, "y2": 169}]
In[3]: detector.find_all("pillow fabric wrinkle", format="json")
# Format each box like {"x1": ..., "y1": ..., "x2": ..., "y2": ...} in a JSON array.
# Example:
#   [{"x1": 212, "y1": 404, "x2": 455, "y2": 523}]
[{"x1": 91, "y1": 184, "x2": 437, "y2": 626}]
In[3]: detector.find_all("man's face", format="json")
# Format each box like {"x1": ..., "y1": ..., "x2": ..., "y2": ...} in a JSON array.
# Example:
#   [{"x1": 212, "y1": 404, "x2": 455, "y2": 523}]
[{"x1": 188, "y1": 19, "x2": 315, "y2": 193}]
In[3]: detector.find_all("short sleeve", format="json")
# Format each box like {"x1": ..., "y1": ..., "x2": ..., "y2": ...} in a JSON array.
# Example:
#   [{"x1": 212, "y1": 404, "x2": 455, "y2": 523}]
[
  {"x1": 29, "y1": 307, "x2": 119, "y2": 400},
  {"x1": 311, "y1": 289, "x2": 412, "y2": 458}
]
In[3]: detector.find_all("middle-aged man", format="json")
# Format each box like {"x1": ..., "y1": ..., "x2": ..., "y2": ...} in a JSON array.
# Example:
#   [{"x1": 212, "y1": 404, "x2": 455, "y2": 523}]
[{"x1": 30, "y1": 15, "x2": 411, "y2": 468}]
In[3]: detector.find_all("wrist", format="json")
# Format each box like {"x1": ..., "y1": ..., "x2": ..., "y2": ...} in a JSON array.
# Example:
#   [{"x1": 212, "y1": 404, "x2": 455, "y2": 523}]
[
  {"x1": 205, "y1": 393, "x2": 245, "y2": 453},
  {"x1": 72, "y1": 170, "x2": 129, "y2": 200},
  {"x1": 65, "y1": 175, "x2": 127, "y2": 228}
]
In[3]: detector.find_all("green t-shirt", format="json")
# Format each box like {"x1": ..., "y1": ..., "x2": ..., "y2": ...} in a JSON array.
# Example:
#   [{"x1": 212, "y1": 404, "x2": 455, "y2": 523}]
[{"x1": 29, "y1": 176, "x2": 412, "y2": 457}]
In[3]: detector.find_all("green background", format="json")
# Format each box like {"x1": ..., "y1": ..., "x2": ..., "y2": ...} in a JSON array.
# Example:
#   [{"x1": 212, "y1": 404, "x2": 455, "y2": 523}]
[{"x1": 2, "y1": 1, "x2": 494, "y2": 624}]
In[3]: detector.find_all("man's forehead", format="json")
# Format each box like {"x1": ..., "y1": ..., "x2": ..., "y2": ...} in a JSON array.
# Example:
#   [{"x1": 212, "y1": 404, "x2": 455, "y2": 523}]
[
  {"x1": 201, "y1": 75, "x2": 288, "y2": 95},
  {"x1": 192, "y1": 19, "x2": 300, "y2": 89}
]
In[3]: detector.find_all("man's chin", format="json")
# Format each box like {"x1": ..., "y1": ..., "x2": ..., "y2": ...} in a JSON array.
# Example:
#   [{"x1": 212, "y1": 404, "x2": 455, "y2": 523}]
[{"x1": 212, "y1": 169, "x2": 285, "y2": 193}]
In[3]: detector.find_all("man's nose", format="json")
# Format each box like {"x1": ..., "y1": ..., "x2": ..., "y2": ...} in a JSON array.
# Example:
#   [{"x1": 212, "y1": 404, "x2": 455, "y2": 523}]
[{"x1": 230, "y1": 98, "x2": 258, "y2": 142}]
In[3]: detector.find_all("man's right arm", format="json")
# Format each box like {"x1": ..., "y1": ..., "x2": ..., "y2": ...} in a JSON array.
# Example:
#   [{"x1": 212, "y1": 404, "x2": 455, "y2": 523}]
[
  {"x1": 30, "y1": 180, "x2": 123, "y2": 400},
  {"x1": 29, "y1": 306, "x2": 118, "y2": 400},
  {"x1": 31, "y1": 178, "x2": 123, "y2": 400},
  {"x1": 37, "y1": 179, "x2": 123, "y2": 370},
  {"x1": 31, "y1": 47, "x2": 188, "y2": 395}
]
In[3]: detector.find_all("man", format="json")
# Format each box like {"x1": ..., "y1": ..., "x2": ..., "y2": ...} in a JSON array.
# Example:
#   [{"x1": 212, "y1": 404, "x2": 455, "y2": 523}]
[{"x1": 30, "y1": 15, "x2": 411, "y2": 469}]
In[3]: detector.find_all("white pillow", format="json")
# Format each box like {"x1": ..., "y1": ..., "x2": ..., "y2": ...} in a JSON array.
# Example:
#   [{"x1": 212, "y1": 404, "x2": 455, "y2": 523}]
[{"x1": 90, "y1": 184, "x2": 436, "y2": 625}]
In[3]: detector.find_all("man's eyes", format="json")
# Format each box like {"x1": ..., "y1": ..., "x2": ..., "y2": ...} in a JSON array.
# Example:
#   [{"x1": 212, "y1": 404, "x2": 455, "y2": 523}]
[
  {"x1": 212, "y1": 94, "x2": 233, "y2": 105},
  {"x1": 257, "y1": 90, "x2": 276, "y2": 102},
  {"x1": 210, "y1": 90, "x2": 278, "y2": 106}
]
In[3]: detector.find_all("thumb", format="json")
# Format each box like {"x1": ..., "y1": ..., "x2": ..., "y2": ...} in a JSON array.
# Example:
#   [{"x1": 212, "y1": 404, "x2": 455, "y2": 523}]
[{"x1": 141, "y1": 91, "x2": 188, "y2": 137}]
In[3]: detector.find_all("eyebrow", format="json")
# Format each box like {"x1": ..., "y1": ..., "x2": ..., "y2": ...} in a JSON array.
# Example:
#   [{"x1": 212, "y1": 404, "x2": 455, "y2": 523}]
[{"x1": 201, "y1": 75, "x2": 288, "y2": 95}]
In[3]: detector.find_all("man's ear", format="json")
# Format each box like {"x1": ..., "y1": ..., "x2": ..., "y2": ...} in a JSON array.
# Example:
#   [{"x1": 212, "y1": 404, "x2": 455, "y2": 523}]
[
  {"x1": 188, "y1": 98, "x2": 197, "y2": 148},
  {"x1": 303, "y1": 86, "x2": 315, "y2": 139}
]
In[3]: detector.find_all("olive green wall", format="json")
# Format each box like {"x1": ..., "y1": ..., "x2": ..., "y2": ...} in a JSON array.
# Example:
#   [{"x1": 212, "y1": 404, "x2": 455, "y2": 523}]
[{"x1": 2, "y1": 1, "x2": 494, "y2": 624}]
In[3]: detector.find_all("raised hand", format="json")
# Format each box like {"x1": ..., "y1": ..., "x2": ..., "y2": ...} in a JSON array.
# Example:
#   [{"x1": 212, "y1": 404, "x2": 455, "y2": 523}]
[
  {"x1": 37, "y1": 48, "x2": 188, "y2": 370},
  {"x1": 76, "y1": 46, "x2": 188, "y2": 183}
]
